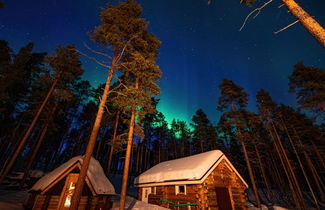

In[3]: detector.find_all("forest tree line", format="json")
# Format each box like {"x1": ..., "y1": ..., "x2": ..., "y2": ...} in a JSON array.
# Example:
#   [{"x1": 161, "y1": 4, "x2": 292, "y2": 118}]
[
  {"x1": 0, "y1": 0, "x2": 324, "y2": 209},
  {"x1": 1, "y1": 36, "x2": 324, "y2": 209}
]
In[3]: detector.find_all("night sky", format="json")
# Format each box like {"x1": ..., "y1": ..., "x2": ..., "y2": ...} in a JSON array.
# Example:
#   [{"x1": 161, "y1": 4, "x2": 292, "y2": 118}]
[{"x1": 1, "y1": 0, "x2": 324, "y2": 125}]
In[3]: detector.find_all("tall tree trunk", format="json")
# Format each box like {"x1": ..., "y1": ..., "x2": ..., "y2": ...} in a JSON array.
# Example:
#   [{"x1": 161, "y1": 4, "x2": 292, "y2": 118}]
[
  {"x1": 158, "y1": 132, "x2": 161, "y2": 164},
  {"x1": 136, "y1": 144, "x2": 140, "y2": 174},
  {"x1": 119, "y1": 78, "x2": 139, "y2": 210},
  {"x1": 281, "y1": 121, "x2": 320, "y2": 209},
  {"x1": 282, "y1": 0, "x2": 325, "y2": 47},
  {"x1": 19, "y1": 103, "x2": 58, "y2": 188},
  {"x1": 266, "y1": 125, "x2": 300, "y2": 208},
  {"x1": 119, "y1": 108, "x2": 136, "y2": 210},
  {"x1": 20, "y1": 122, "x2": 48, "y2": 188},
  {"x1": 173, "y1": 138, "x2": 177, "y2": 159},
  {"x1": 107, "y1": 111, "x2": 120, "y2": 175},
  {"x1": 70, "y1": 55, "x2": 117, "y2": 210},
  {"x1": 253, "y1": 142, "x2": 273, "y2": 203},
  {"x1": 237, "y1": 128, "x2": 261, "y2": 208},
  {"x1": 270, "y1": 121, "x2": 306, "y2": 209},
  {"x1": 295, "y1": 133, "x2": 325, "y2": 201},
  {"x1": 311, "y1": 141, "x2": 325, "y2": 170},
  {"x1": 95, "y1": 127, "x2": 106, "y2": 160},
  {"x1": 0, "y1": 77, "x2": 58, "y2": 184},
  {"x1": 139, "y1": 144, "x2": 144, "y2": 173}
]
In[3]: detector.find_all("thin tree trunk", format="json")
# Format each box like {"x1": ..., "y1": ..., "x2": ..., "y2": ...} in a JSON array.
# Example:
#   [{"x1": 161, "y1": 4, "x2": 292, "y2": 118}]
[
  {"x1": 237, "y1": 128, "x2": 261, "y2": 209},
  {"x1": 295, "y1": 133, "x2": 325, "y2": 200},
  {"x1": 139, "y1": 144, "x2": 143, "y2": 173},
  {"x1": 0, "y1": 77, "x2": 59, "y2": 184},
  {"x1": 253, "y1": 142, "x2": 273, "y2": 203},
  {"x1": 311, "y1": 141, "x2": 325, "y2": 170},
  {"x1": 282, "y1": 0, "x2": 325, "y2": 47},
  {"x1": 266, "y1": 125, "x2": 300, "y2": 208},
  {"x1": 136, "y1": 144, "x2": 140, "y2": 174},
  {"x1": 130, "y1": 142, "x2": 134, "y2": 175},
  {"x1": 70, "y1": 55, "x2": 117, "y2": 210},
  {"x1": 20, "y1": 123, "x2": 48, "y2": 188},
  {"x1": 19, "y1": 103, "x2": 58, "y2": 188},
  {"x1": 173, "y1": 138, "x2": 177, "y2": 159},
  {"x1": 119, "y1": 78, "x2": 140, "y2": 210},
  {"x1": 95, "y1": 127, "x2": 106, "y2": 160},
  {"x1": 281, "y1": 121, "x2": 320, "y2": 209},
  {"x1": 119, "y1": 108, "x2": 136, "y2": 210},
  {"x1": 107, "y1": 111, "x2": 120, "y2": 175}
]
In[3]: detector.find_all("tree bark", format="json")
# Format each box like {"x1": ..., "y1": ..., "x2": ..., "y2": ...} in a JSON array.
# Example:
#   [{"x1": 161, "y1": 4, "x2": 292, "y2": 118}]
[
  {"x1": 0, "y1": 77, "x2": 58, "y2": 184},
  {"x1": 119, "y1": 108, "x2": 136, "y2": 209},
  {"x1": 253, "y1": 142, "x2": 273, "y2": 203},
  {"x1": 19, "y1": 103, "x2": 58, "y2": 188},
  {"x1": 281, "y1": 121, "x2": 320, "y2": 209},
  {"x1": 270, "y1": 120, "x2": 306, "y2": 209},
  {"x1": 119, "y1": 78, "x2": 139, "y2": 210},
  {"x1": 282, "y1": 0, "x2": 325, "y2": 47},
  {"x1": 69, "y1": 55, "x2": 117, "y2": 210},
  {"x1": 238, "y1": 128, "x2": 261, "y2": 209},
  {"x1": 107, "y1": 111, "x2": 120, "y2": 175}
]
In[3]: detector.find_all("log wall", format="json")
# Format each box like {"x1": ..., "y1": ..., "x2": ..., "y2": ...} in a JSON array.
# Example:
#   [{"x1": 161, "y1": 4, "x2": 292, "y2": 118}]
[
  {"x1": 138, "y1": 159, "x2": 247, "y2": 210},
  {"x1": 31, "y1": 195, "x2": 111, "y2": 210}
]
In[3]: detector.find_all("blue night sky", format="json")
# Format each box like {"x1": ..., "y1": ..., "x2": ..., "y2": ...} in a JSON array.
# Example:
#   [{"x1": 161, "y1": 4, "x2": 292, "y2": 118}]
[{"x1": 1, "y1": 0, "x2": 324, "y2": 125}]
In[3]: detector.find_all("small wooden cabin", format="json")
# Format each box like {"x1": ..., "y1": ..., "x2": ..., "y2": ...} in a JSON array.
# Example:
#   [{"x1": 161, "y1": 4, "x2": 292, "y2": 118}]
[
  {"x1": 27, "y1": 156, "x2": 115, "y2": 210},
  {"x1": 134, "y1": 150, "x2": 248, "y2": 210}
]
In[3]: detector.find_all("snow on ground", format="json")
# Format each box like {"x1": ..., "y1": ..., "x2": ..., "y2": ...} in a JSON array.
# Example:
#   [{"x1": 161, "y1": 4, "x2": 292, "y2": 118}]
[
  {"x1": 111, "y1": 196, "x2": 168, "y2": 210},
  {"x1": 0, "y1": 201, "x2": 24, "y2": 210},
  {"x1": 247, "y1": 202, "x2": 289, "y2": 210},
  {"x1": 0, "y1": 189, "x2": 29, "y2": 210}
]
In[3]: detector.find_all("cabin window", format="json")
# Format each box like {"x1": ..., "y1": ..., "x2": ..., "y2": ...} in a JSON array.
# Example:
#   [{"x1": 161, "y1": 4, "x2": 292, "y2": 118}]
[
  {"x1": 151, "y1": 186, "x2": 156, "y2": 195},
  {"x1": 176, "y1": 185, "x2": 186, "y2": 195},
  {"x1": 64, "y1": 181, "x2": 75, "y2": 207}
]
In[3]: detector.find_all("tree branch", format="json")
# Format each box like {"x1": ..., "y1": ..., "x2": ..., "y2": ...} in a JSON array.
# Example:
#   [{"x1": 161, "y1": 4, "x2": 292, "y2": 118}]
[
  {"x1": 273, "y1": 19, "x2": 299, "y2": 34},
  {"x1": 83, "y1": 43, "x2": 113, "y2": 60},
  {"x1": 116, "y1": 35, "x2": 138, "y2": 64},
  {"x1": 76, "y1": 49, "x2": 111, "y2": 68},
  {"x1": 239, "y1": 0, "x2": 274, "y2": 31}
]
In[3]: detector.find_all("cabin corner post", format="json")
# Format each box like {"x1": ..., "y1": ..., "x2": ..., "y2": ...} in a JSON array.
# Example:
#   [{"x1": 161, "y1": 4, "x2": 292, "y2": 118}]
[{"x1": 198, "y1": 182, "x2": 209, "y2": 209}]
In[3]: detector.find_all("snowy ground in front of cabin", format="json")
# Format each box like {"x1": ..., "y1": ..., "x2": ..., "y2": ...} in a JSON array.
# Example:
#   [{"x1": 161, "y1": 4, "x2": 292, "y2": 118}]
[
  {"x1": 112, "y1": 196, "x2": 168, "y2": 210},
  {"x1": 0, "y1": 173, "x2": 295, "y2": 210},
  {"x1": 0, "y1": 189, "x2": 28, "y2": 210}
]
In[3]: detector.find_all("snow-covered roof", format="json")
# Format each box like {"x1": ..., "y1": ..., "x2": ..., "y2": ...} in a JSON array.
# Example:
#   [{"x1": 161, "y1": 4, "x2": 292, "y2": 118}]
[
  {"x1": 134, "y1": 150, "x2": 248, "y2": 188},
  {"x1": 31, "y1": 156, "x2": 115, "y2": 195}
]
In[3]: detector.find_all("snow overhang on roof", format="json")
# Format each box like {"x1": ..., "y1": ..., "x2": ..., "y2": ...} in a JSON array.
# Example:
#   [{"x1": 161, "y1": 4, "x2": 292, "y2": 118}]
[
  {"x1": 134, "y1": 150, "x2": 248, "y2": 188},
  {"x1": 31, "y1": 156, "x2": 116, "y2": 195}
]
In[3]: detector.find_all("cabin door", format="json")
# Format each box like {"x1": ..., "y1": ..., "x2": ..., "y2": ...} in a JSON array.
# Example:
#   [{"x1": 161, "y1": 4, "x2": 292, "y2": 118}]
[
  {"x1": 57, "y1": 173, "x2": 79, "y2": 210},
  {"x1": 142, "y1": 187, "x2": 151, "y2": 203},
  {"x1": 215, "y1": 187, "x2": 233, "y2": 210}
]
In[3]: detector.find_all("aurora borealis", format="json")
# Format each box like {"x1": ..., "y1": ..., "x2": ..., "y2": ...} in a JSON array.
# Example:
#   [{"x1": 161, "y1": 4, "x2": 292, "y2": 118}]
[{"x1": 1, "y1": 0, "x2": 324, "y2": 125}]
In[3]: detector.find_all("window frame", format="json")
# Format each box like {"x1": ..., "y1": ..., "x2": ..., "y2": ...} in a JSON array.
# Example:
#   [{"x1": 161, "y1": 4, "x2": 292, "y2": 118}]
[{"x1": 175, "y1": 185, "x2": 186, "y2": 195}]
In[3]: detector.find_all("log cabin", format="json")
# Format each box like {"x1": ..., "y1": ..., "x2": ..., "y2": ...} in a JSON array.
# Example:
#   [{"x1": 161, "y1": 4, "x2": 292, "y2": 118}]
[
  {"x1": 27, "y1": 156, "x2": 115, "y2": 210},
  {"x1": 134, "y1": 150, "x2": 248, "y2": 210}
]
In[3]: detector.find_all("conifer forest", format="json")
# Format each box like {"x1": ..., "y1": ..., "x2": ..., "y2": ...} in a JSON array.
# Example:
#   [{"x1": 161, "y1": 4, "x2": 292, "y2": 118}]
[{"x1": 0, "y1": 0, "x2": 324, "y2": 209}]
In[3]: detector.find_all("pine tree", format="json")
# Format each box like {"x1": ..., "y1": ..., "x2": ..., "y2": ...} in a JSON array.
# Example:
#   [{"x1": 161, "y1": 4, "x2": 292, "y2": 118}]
[
  {"x1": 256, "y1": 89, "x2": 307, "y2": 209},
  {"x1": 289, "y1": 62, "x2": 325, "y2": 116},
  {"x1": 217, "y1": 78, "x2": 261, "y2": 208},
  {"x1": 0, "y1": 45, "x2": 83, "y2": 184},
  {"x1": 191, "y1": 109, "x2": 217, "y2": 153},
  {"x1": 115, "y1": 32, "x2": 161, "y2": 209},
  {"x1": 69, "y1": 0, "x2": 151, "y2": 208}
]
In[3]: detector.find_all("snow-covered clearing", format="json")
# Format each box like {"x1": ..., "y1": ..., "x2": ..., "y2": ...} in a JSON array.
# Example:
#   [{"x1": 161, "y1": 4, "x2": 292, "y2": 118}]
[
  {"x1": 0, "y1": 189, "x2": 28, "y2": 210},
  {"x1": 112, "y1": 196, "x2": 168, "y2": 210}
]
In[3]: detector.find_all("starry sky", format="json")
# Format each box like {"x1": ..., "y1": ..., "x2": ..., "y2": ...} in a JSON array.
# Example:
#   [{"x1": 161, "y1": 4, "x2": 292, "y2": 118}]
[{"x1": 1, "y1": 0, "x2": 324, "y2": 125}]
